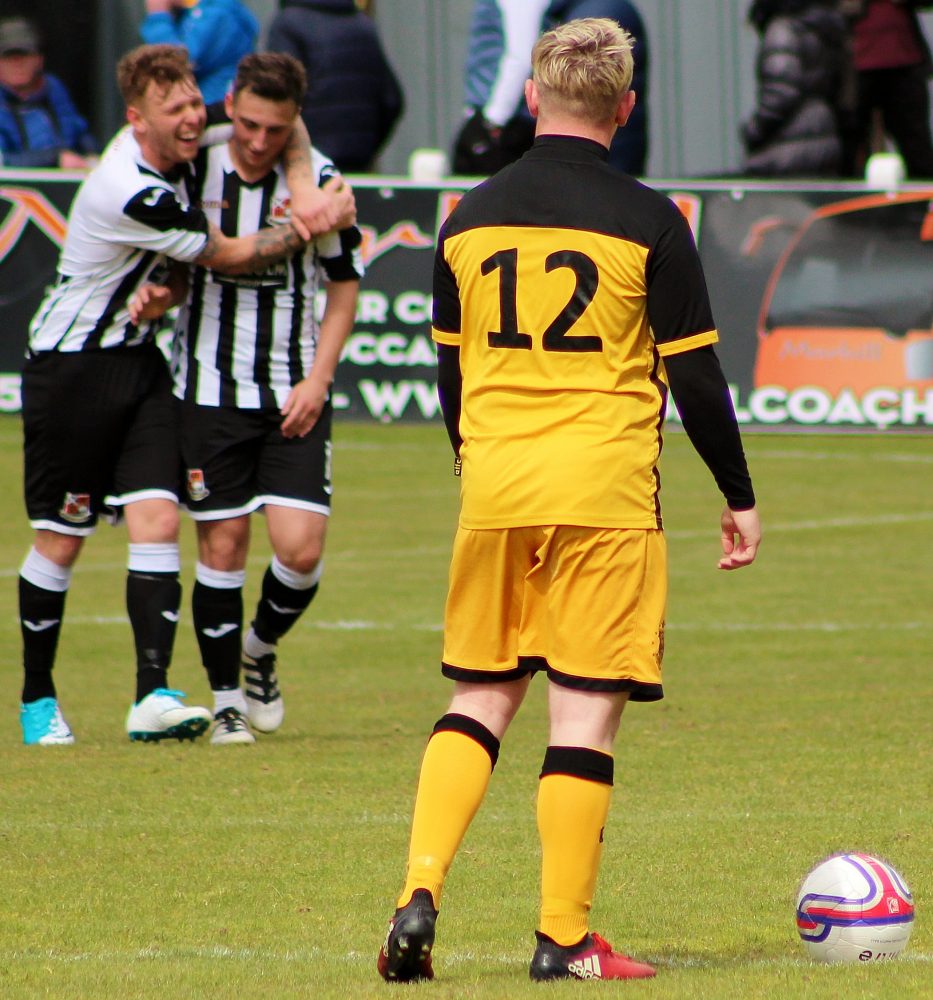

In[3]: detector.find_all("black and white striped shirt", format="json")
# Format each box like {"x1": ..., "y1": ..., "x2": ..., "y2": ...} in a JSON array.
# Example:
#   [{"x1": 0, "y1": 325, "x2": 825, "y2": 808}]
[
  {"x1": 28, "y1": 130, "x2": 209, "y2": 354},
  {"x1": 171, "y1": 144, "x2": 363, "y2": 409}
]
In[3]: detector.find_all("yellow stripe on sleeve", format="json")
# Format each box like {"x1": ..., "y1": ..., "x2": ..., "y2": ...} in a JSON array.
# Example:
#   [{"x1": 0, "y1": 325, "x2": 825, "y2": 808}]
[
  {"x1": 655, "y1": 328, "x2": 719, "y2": 357},
  {"x1": 432, "y1": 327, "x2": 461, "y2": 346}
]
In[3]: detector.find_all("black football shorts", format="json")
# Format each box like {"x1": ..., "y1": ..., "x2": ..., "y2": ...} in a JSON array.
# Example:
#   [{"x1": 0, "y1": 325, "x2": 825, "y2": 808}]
[
  {"x1": 22, "y1": 344, "x2": 180, "y2": 533},
  {"x1": 176, "y1": 398, "x2": 333, "y2": 520}
]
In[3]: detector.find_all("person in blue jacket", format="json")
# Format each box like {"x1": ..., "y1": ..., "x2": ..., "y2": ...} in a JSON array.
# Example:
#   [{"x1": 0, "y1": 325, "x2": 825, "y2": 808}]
[
  {"x1": 266, "y1": 0, "x2": 404, "y2": 172},
  {"x1": 453, "y1": 0, "x2": 551, "y2": 175},
  {"x1": 0, "y1": 17, "x2": 98, "y2": 169},
  {"x1": 542, "y1": 0, "x2": 649, "y2": 174},
  {"x1": 140, "y1": 0, "x2": 258, "y2": 104}
]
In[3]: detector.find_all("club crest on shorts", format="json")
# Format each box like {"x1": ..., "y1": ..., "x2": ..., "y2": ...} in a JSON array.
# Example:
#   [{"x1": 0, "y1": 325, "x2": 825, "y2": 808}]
[
  {"x1": 187, "y1": 468, "x2": 210, "y2": 502},
  {"x1": 59, "y1": 492, "x2": 91, "y2": 524}
]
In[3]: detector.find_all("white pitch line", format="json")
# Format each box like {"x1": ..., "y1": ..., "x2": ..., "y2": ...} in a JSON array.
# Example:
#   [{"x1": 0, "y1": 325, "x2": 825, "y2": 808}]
[
  {"x1": 2, "y1": 944, "x2": 929, "y2": 969},
  {"x1": 0, "y1": 546, "x2": 454, "y2": 579},
  {"x1": 328, "y1": 544, "x2": 450, "y2": 562},
  {"x1": 2, "y1": 508, "x2": 932, "y2": 580},
  {"x1": 2, "y1": 511, "x2": 931, "y2": 580},
  {"x1": 748, "y1": 447, "x2": 933, "y2": 465},
  {"x1": 335, "y1": 440, "x2": 440, "y2": 452},
  {"x1": 0, "y1": 944, "x2": 324, "y2": 965},
  {"x1": 671, "y1": 621, "x2": 931, "y2": 633},
  {"x1": 667, "y1": 509, "x2": 933, "y2": 540},
  {"x1": 9, "y1": 616, "x2": 925, "y2": 635}
]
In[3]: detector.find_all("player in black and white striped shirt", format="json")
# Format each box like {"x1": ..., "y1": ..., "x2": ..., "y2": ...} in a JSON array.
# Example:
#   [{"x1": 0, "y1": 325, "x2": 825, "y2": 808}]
[
  {"x1": 165, "y1": 53, "x2": 363, "y2": 744},
  {"x1": 17, "y1": 45, "x2": 352, "y2": 747}
]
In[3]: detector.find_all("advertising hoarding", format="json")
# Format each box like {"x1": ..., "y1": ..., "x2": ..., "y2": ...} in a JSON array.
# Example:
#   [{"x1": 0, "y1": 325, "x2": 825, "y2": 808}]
[{"x1": 1, "y1": 171, "x2": 931, "y2": 430}]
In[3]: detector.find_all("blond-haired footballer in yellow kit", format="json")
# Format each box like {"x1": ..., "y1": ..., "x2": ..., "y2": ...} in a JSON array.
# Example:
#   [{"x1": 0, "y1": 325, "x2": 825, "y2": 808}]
[{"x1": 378, "y1": 17, "x2": 761, "y2": 985}]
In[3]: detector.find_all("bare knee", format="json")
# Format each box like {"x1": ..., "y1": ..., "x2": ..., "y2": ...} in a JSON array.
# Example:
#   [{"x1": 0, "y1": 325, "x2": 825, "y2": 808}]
[
  {"x1": 148, "y1": 507, "x2": 179, "y2": 541},
  {"x1": 266, "y1": 509, "x2": 327, "y2": 576},
  {"x1": 198, "y1": 518, "x2": 250, "y2": 571},
  {"x1": 547, "y1": 686, "x2": 628, "y2": 752},
  {"x1": 447, "y1": 676, "x2": 530, "y2": 741},
  {"x1": 275, "y1": 541, "x2": 323, "y2": 577},
  {"x1": 33, "y1": 530, "x2": 84, "y2": 568},
  {"x1": 125, "y1": 499, "x2": 179, "y2": 543}
]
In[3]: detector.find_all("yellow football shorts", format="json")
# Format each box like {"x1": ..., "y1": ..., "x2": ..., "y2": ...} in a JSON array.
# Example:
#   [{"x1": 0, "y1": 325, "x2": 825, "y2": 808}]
[{"x1": 441, "y1": 525, "x2": 667, "y2": 700}]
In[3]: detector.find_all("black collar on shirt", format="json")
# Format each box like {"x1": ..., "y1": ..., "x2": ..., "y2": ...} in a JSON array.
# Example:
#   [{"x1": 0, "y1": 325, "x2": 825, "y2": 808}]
[
  {"x1": 163, "y1": 163, "x2": 187, "y2": 184},
  {"x1": 525, "y1": 133, "x2": 611, "y2": 163}
]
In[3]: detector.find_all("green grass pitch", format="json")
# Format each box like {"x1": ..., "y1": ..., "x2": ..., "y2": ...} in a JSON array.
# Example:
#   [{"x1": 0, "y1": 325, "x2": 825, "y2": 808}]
[{"x1": 0, "y1": 414, "x2": 929, "y2": 999}]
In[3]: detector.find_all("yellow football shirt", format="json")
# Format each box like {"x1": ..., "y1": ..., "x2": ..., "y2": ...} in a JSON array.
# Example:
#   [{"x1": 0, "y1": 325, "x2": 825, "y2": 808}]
[{"x1": 433, "y1": 135, "x2": 718, "y2": 529}]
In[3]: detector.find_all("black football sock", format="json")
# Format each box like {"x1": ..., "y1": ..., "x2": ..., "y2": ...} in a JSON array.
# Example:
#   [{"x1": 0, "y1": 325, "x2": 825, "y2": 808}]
[
  {"x1": 192, "y1": 574, "x2": 244, "y2": 691},
  {"x1": 19, "y1": 577, "x2": 67, "y2": 703},
  {"x1": 126, "y1": 571, "x2": 180, "y2": 701},
  {"x1": 250, "y1": 557, "x2": 320, "y2": 645},
  {"x1": 19, "y1": 547, "x2": 72, "y2": 704}
]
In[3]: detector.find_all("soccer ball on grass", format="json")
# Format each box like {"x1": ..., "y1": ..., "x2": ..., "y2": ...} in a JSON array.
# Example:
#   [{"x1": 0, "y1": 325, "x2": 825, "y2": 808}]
[{"x1": 796, "y1": 852, "x2": 914, "y2": 963}]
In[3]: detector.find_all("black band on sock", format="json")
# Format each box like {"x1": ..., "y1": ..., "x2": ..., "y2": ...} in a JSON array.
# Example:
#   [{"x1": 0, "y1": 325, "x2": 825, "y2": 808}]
[
  {"x1": 539, "y1": 746, "x2": 614, "y2": 786},
  {"x1": 432, "y1": 712, "x2": 501, "y2": 770},
  {"x1": 534, "y1": 929, "x2": 588, "y2": 949}
]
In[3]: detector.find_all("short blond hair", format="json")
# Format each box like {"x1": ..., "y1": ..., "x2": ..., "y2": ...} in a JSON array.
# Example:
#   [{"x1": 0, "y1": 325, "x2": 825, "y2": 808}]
[
  {"x1": 531, "y1": 18, "x2": 635, "y2": 123},
  {"x1": 116, "y1": 44, "x2": 196, "y2": 106}
]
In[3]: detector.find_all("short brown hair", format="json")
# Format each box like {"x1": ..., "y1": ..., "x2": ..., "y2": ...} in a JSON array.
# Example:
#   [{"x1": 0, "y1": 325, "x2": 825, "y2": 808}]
[
  {"x1": 532, "y1": 18, "x2": 635, "y2": 123},
  {"x1": 232, "y1": 52, "x2": 307, "y2": 107},
  {"x1": 116, "y1": 44, "x2": 196, "y2": 106}
]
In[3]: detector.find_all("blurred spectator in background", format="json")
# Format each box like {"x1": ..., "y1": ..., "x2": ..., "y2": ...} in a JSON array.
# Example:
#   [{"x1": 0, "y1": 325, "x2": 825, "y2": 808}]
[
  {"x1": 741, "y1": 0, "x2": 849, "y2": 176},
  {"x1": 140, "y1": 0, "x2": 258, "y2": 104},
  {"x1": 842, "y1": 0, "x2": 933, "y2": 177},
  {"x1": 266, "y1": 0, "x2": 403, "y2": 173},
  {"x1": 542, "y1": 0, "x2": 649, "y2": 174},
  {"x1": 452, "y1": 0, "x2": 550, "y2": 175},
  {"x1": 0, "y1": 16, "x2": 97, "y2": 169}
]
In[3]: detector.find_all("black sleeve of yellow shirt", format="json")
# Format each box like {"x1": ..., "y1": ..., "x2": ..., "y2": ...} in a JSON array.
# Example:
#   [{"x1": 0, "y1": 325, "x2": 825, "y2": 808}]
[
  {"x1": 646, "y1": 207, "x2": 716, "y2": 347},
  {"x1": 436, "y1": 343, "x2": 463, "y2": 457},
  {"x1": 664, "y1": 346, "x2": 757, "y2": 511},
  {"x1": 432, "y1": 237, "x2": 461, "y2": 336}
]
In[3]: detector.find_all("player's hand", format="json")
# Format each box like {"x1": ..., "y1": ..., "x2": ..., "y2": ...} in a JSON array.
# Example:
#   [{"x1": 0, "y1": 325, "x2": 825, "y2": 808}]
[
  {"x1": 323, "y1": 175, "x2": 356, "y2": 229},
  {"x1": 718, "y1": 505, "x2": 761, "y2": 570},
  {"x1": 128, "y1": 283, "x2": 174, "y2": 324},
  {"x1": 280, "y1": 376, "x2": 329, "y2": 438},
  {"x1": 289, "y1": 179, "x2": 355, "y2": 240}
]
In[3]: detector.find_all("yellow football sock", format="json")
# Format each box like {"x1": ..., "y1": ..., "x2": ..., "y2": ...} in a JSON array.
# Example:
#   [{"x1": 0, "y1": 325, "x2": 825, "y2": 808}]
[
  {"x1": 398, "y1": 719, "x2": 498, "y2": 909},
  {"x1": 537, "y1": 748, "x2": 614, "y2": 946}
]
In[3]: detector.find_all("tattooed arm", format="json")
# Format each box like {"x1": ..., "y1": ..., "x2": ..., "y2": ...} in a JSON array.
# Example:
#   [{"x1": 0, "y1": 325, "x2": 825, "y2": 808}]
[
  {"x1": 283, "y1": 118, "x2": 356, "y2": 238},
  {"x1": 193, "y1": 221, "x2": 307, "y2": 275}
]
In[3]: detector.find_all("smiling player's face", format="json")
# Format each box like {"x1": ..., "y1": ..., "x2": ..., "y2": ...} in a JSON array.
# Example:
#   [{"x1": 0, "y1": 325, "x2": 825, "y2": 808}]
[{"x1": 129, "y1": 77, "x2": 206, "y2": 172}]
